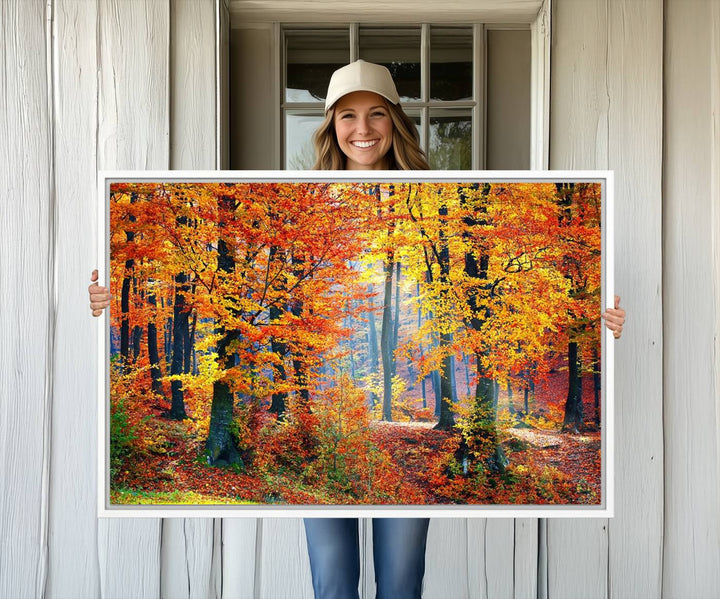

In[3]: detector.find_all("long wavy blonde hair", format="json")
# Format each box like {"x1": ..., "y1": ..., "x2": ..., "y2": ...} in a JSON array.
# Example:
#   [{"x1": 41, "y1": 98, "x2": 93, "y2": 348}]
[{"x1": 311, "y1": 99, "x2": 430, "y2": 171}]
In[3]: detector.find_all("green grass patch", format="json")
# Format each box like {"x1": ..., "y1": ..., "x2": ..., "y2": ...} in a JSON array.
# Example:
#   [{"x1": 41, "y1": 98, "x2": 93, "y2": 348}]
[{"x1": 111, "y1": 487, "x2": 259, "y2": 505}]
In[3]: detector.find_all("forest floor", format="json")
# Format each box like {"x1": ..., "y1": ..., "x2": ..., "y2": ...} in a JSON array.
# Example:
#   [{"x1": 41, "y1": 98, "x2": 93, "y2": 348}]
[
  {"x1": 111, "y1": 412, "x2": 601, "y2": 506},
  {"x1": 112, "y1": 366, "x2": 602, "y2": 506},
  {"x1": 368, "y1": 420, "x2": 601, "y2": 504}
]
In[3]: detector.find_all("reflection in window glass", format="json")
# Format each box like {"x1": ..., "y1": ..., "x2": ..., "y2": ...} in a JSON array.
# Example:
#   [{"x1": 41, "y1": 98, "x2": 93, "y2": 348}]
[
  {"x1": 285, "y1": 112, "x2": 324, "y2": 169},
  {"x1": 404, "y1": 110, "x2": 423, "y2": 148},
  {"x1": 286, "y1": 30, "x2": 349, "y2": 103},
  {"x1": 430, "y1": 27, "x2": 473, "y2": 101},
  {"x1": 359, "y1": 28, "x2": 421, "y2": 102},
  {"x1": 429, "y1": 110, "x2": 472, "y2": 170}
]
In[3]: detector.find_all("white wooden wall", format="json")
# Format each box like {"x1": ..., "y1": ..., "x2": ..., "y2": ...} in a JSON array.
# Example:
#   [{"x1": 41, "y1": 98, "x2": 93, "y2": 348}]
[
  {"x1": 1, "y1": 0, "x2": 718, "y2": 597},
  {"x1": 663, "y1": 1, "x2": 720, "y2": 595}
]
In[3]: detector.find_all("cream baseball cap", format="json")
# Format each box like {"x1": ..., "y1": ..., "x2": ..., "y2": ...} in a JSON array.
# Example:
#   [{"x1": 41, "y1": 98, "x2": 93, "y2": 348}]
[{"x1": 324, "y1": 59, "x2": 400, "y2": 112}]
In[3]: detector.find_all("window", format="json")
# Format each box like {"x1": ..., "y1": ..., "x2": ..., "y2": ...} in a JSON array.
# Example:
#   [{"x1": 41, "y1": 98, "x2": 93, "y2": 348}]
[
  {"x1": 228, "y1": 23, "x2": 532, "y2": 170},
  {"x1": 283, "y1": 25, "x2": 485, "y2": 170}
]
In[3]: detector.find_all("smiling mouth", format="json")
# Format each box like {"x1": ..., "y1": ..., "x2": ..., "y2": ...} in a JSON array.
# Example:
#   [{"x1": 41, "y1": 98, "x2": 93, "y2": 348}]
[{"x1": 351, "y1": 139, "x2": 379, "y2": 148}]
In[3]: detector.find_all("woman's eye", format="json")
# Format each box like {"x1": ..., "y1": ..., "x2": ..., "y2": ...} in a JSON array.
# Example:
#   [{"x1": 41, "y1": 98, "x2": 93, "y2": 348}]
[
  {"x1": 372, "y1": 111, "x2": 387, "y2": 117},
  {"x1": 340, "y1": 113, "x2": 354, "y2": 119}
]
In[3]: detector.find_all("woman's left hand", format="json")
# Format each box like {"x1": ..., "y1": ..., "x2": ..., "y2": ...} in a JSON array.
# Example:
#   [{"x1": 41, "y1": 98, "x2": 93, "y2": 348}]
[{"x1": 601, "y1": 295, "x2": 626, "y2": 339}]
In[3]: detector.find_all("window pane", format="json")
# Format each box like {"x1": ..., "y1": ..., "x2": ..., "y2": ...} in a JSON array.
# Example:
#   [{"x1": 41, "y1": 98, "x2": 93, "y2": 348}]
[
  {"x1": 286, "y1": 30, "x2": 349, "y2": 103},
  {"x1": 429, "y1": 109, "x2": 472, "y2": 170},
  {"x1": 430, "y1": 27, "x2": 473, "y2": 101},
  {"x1": 285, "y1": 112, "x2": 324, "y2": 169},
  {"x1": 402, "y1": 109, "x2": 423, "y2": 148},
  {"x1": 359, "y1": 27, "x2": 421, "y2": 102}
]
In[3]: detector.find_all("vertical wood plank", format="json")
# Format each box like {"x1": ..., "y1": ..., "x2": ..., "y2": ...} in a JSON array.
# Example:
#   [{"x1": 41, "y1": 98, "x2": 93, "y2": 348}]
[
  {"x1": 161, "y1": 520, "x2": 216, "y2": 599},
  {"x1": 209, "y1": 520, "x2": 223, "y2": 598},
  {"x1": 663, "y1": 1, "x2": 720, "y2": 595},
  {"x1": 513, "y1": 519, "x2": 538, "y2": 599},
  {"x1": 606, "y1": 1, "x2": 664, "y2": 597},
  {"x1": 169, "y1": 0, "x2": 217, "y2": 171},
  {"x1": 257, "y1": 518, "x2": 314, "y2": 598},
  {"x1": 548, "y1": 1, "x2": 609, "y2": 596},
  {"x1": 47, "y1": 0, "x2": 102, "y2": 596},
  {"x1": 551, "y1": 0, "x2": 666, "y2": 596},
  {"x1": 97, "y1": 1, "x2": 169, "y2": 595},
  {"x1": 221, "y1": 520, "x2": 257, "y2": 598},
  {"x1": 161, "y1": 1, "x2": 218, "y2": 596},
  {"x1": 97, "y1": 0, "x2": 169, "y2": 171},
  {"x1": 550, "y1": 0, "x2": 609, "y2": 171},
  {"x1": 0, "y1": 1, "x2": 52, "y2": 597},
  {"x1": 423, "y1": 519, "x2": 469, "y2": 599},
  {"x1": 466, "y1": 519, "x2": 516, "y2": 599}
]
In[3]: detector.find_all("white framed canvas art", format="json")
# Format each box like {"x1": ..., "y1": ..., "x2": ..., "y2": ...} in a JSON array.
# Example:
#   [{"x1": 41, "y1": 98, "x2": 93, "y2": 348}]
[{"x1": 97, "y1": 170, "x2": 614, "y2": 518}]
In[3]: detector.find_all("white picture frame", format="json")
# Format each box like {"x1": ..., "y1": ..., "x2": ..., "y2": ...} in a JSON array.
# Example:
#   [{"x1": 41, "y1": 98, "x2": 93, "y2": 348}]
[{"x1": 97, "y1": 170, "x2": 613, "y2": 519}]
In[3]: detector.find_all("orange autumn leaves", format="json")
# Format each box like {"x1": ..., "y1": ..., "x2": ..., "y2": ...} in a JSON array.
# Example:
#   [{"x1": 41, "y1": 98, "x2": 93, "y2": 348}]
[{"x1": 109, "y1": 180, "x2": 601, "y2": 504}]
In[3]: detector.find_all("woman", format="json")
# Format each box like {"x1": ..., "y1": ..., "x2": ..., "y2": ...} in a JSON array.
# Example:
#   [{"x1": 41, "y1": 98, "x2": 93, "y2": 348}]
[
  {"x1": 301, "y1": 60, "x2": 434, "y2": 599},
  {"x1": 88, "y1": 60, "x2": 626, "y2": 599}
]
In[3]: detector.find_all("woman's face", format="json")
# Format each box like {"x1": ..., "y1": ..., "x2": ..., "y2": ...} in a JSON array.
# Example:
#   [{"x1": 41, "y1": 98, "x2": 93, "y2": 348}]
[{"x1": 333, "y1": 90, "x2": 394, "y2": 170}]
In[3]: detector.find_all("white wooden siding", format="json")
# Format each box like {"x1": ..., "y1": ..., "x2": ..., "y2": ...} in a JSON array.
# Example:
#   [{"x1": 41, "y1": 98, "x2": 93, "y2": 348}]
[
  {"x1": 1, "y1": 0, "x2": 718, "y2": 597},
  {"x1": 96, "y1": 0, "x2": 169, "y2": 593},
  {"x1": 663, "y1": 1, "x2": 720, "y2": 596},
  {"x1": 549, "y1": 1, "x2": 664, "y2": 598},
  {"x1": 605, "y1": 1, "x2": 664, "y2": 596},
  {"x1": 0, "y1": 0, "x2": 53, "y2": 597},
  {"x1": 549, "y1": 3, "x2": 612, "y2": 592},
  {"x1": 47, "y1": 0, "x2": 101, "y2": 596}
]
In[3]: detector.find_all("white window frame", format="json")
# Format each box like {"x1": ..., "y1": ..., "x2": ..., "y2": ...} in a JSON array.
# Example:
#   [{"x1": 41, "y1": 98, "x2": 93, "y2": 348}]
[{"x1": 241, "y1": 1, "x2": 551, "y2": 170}]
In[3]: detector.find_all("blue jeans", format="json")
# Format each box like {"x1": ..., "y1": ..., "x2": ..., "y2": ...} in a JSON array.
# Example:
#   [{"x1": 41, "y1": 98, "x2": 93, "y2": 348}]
[{"x1": 303, "y1": 517, "x2": 430, "y2": 599}]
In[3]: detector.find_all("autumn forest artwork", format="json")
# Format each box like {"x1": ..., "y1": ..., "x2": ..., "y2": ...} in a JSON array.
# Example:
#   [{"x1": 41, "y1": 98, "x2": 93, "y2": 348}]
[{"x1": 106, "y1": 179, "x2": 605, "y2": 508}]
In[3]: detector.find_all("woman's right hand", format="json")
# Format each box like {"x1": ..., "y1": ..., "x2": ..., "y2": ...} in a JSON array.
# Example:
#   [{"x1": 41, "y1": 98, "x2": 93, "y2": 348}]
[{"x1": 89, "y1": 269, "x2": 112, "y2": 317}]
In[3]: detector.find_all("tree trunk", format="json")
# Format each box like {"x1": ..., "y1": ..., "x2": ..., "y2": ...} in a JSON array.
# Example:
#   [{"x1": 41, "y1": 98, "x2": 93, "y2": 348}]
[
  {"x1": 169, "y1": 270, "x2": 189, "y2": 420},
  {"x1": 205, "y1": 325, "x2": 241, "y2": 467},
  {"x1": 381, "y1": 253, "x2": 394, "y2": 421},
  {"x1": 464, "y1": 355, "x2": 472, "y2": 396},
  {"x1": 164, "y1": 315, "x2": 172, "y2": 370},
  {"x1": 120, "y1": 262, "x2": 132, "y2": 372},
  {"x1": 562, "y1": 338, "x2": 584, "y2": 432},
  {"x1": 593, "y1": 347, "x2": 601, "y2": 426},
  {"x1": 269, "y1": 303, "x2": 288, "y2": 419},
  {"x1": 556, "y1": 182, "x2": 586, "y2": 433},
  {"x1": 205, "y1": 194, "x2": 242, "y2": 466},
  {"x1": 392, "y1": 261, "x2": 401, "y2": 377},
  {"x1": 416, "y1": 283, "x2": 427, "y2": 407},
  {"x1": 367, "y1": 285, "x2": 380, "y2": 407},
  {"x1": 147, "y1": 288, "x2": 164, "y2": 397},
  {"x1": 431, "y1": 369, "x2": 442, "y2": 416},
  {"x1": 458, "y1": 183, "x2": 505, "y2": 470},
  {"x1": 347, "y1": 312, "x2": 357, "y2": 379},
  {"x1": 183, "y1": 278, "x2": 196, "y2": 375},
  {"x1": 267, "y1": 246, "x2": 289, "y2": 419},
  {"x1": 434, "y1": 203, "x2": 455, "y2": 430},
  {"x1": 290, "y1": 250, "x2": 311, "y2": 406}
]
